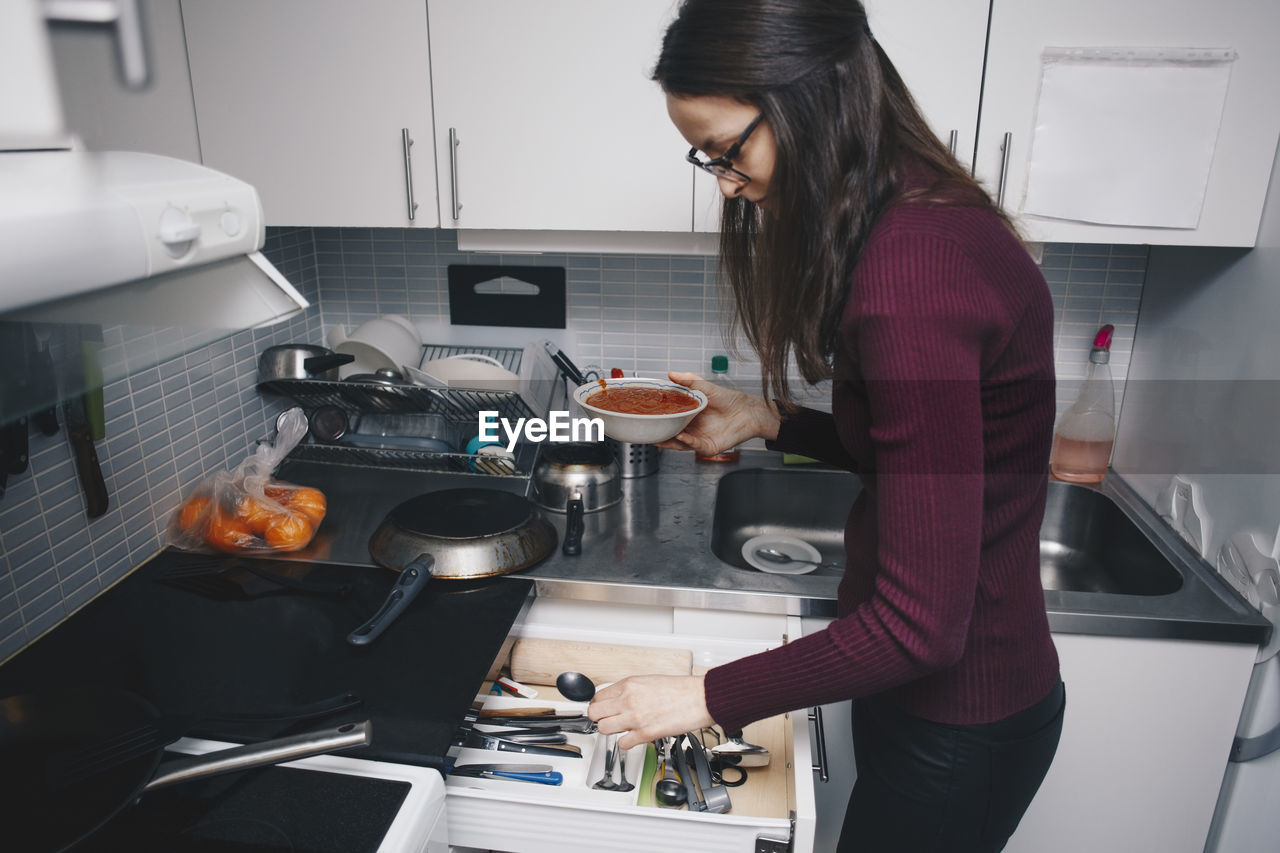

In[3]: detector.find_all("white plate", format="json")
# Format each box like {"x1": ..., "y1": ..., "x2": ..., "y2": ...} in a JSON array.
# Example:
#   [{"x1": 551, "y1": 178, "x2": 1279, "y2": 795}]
[{"x1": 742, "y1": 535, "x2": 822, "y2": 574}]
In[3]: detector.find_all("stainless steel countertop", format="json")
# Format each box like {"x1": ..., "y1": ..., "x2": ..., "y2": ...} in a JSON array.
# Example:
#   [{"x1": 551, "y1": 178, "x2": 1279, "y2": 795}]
[{"x1": 276, "y1": 449, "x2": 1270, "y2": 644}]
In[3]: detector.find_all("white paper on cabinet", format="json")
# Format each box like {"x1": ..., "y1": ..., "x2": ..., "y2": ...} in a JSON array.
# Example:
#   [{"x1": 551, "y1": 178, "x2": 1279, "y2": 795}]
[{"x1": 1022, "y1": 47, "x2": 1235, "y2": 229}]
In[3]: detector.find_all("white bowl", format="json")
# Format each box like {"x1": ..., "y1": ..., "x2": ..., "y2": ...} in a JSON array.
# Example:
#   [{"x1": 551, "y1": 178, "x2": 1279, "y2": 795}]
[
  {"x1": 741, "y1": 535, "x2": 822, "y2": 574},
  {"x1": 415, "y1": 354, "x2": 521, "y2": 392},
  {"x1": 573, "y1": 377, "x2": 708, "y2": 445},
  {"x1": 328, "y1": 315, "x2": 422, "y2": 378}
]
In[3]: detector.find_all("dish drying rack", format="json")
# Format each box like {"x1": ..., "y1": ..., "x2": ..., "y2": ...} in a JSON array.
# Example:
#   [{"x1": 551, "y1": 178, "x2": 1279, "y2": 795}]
[{"x1": 259, "y1": 343, "x2": 561, "y2": 478}]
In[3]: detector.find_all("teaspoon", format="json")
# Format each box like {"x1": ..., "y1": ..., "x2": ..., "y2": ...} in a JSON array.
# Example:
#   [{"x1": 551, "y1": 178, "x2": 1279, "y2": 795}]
[{"x1": 754, "y1": 548, "x2": 842, "y2": 569}]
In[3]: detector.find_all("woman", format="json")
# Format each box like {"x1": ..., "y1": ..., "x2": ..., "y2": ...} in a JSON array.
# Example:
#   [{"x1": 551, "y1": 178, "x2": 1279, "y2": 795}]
[{"x1": 585, "y1": 2, "x2": 1064, "y2": 850}]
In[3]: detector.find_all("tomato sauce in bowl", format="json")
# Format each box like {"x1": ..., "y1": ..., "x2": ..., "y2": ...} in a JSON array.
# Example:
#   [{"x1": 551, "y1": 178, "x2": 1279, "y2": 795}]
[{"x1": 584, "y1": 386, "x2": 699, "y2": 415}]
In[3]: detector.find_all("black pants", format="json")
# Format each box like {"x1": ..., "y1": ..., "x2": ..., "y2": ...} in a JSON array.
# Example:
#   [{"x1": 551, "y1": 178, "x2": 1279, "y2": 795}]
[{"x1": 837, "y1": 681, "x2": 1065, "y2": 853}]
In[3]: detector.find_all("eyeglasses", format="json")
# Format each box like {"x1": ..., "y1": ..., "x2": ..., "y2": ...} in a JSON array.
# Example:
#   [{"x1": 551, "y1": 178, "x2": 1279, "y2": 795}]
[{"x1": 685, "y1": 113, "x2": 764, "y2": 185}]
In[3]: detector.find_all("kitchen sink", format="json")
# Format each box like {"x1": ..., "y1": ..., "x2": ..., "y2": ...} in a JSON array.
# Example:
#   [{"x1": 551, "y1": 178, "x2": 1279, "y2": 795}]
[{"x1": 710, "y1": 468, "x2": 1184, "y2": 595}]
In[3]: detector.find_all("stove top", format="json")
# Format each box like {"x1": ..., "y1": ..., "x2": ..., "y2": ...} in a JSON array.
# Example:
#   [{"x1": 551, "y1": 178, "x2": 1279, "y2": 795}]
[{"x1": 0, "y1": 549, "x2": 533, "y2": 773}]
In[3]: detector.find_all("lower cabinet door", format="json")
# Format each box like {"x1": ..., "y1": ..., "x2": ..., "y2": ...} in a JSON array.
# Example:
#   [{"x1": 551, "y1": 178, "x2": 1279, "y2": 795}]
[{"x1": 444, "y1": 600, "x2": 817, "y2": 852}]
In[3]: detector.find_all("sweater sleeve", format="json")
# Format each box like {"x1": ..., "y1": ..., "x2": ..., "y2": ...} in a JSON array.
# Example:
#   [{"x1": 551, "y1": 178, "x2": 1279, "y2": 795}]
[
  {"x1": 704, "y1": 231, "x2": 993, "y2": 732},
  {"x1": 765, "y1": 406, "x2": 858, "y2": 471}
]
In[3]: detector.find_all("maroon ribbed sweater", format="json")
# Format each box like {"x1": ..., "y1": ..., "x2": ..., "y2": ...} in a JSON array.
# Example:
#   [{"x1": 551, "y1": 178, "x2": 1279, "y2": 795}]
[{"x1": 704, "y1": 200, "x2": 1060, "y2": 731}]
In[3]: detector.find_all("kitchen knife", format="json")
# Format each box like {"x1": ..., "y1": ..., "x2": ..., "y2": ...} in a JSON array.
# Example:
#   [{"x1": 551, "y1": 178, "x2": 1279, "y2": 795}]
[
  {"x1": 462, "y1": 731, "x2": 582, "y2": 758},
  {"x1": 453, "y1": 724, "x2": 569, "y2": 746},
  {"x1": 61, "y1": 326, "x2": 109, "y2": 519},
  {"x1": 449, "y1": 763, "x2": 563, "y2": 785},
  {"x1": 0, "y1": 324, "x2": 31, "y2": 495},
  {"x1": 470, "y1": 715, "x2": 597, "y2": 734},
  {"x1": 81, "y1": 324, "x2": 106, "y2": 441},
  {"x1": 30, "y1": 324, "x2": 59, "y2": 435},
  {"x1": 475, "y1": 706, "x2": 558, "y2": 718}
]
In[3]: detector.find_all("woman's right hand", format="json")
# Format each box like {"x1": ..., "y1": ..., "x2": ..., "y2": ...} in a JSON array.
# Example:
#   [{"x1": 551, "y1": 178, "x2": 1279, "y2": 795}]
[{"x1": 658, "y1": 371, "x2": 781, "y2": 455}]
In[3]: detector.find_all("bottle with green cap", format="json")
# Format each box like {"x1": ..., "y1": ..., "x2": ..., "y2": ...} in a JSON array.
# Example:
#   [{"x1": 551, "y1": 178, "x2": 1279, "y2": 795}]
[{"x1": 696, "y1": 355, "x2": 740, "y2": 463}]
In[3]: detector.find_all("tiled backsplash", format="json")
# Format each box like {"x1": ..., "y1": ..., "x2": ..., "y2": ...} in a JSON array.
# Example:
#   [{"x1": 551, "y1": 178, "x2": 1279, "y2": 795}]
[
  {"x1": 0, "y1": 229, "x2": 1146, "y2": 659},
  {"x1": 0, "y1": 228, "x2": 317, "y2": 661}
]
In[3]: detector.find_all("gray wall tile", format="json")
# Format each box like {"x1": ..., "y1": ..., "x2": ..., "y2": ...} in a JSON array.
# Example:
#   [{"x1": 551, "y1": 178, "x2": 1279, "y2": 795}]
[{"x1": 1, "y1": 226, "x2": 1145, "y2": 660}]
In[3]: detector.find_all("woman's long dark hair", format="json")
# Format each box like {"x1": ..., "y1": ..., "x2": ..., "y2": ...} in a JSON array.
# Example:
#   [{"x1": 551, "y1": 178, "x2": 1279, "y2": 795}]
[{"x1": 654, "y1": 0, "x2": 1012, "y2": 403}]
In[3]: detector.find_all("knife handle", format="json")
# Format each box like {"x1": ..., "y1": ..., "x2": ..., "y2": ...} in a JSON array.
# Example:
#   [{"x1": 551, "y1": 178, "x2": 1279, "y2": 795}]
[
  {"x1": 491, "y1": 769, "x2": 563, "y2": 785},
  {"x1": 68, "y1": 423, "x2": 109, "y2": 518},
  {"x1": 500, "y1": 740, "x2": 582, "y2": 758},
  {"x1": 33, "y1": 406, "x2": 59, "y2": 436}
]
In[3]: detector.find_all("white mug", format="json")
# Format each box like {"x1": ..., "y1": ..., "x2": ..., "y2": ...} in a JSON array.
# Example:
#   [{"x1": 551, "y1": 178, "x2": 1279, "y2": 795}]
[{"x1": 328, "y1": 315, "x2": 422, "y2": 378}]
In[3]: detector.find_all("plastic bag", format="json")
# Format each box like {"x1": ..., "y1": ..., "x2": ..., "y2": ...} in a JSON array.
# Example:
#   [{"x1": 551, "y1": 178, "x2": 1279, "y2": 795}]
[{"x1": 167, "y1": 407, "x2": 327, "y2": 554}]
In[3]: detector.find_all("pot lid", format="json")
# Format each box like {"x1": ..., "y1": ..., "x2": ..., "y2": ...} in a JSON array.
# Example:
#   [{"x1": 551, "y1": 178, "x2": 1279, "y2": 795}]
[{"x1": 540, "y1": 441, "x2": 614, "y2": 468}]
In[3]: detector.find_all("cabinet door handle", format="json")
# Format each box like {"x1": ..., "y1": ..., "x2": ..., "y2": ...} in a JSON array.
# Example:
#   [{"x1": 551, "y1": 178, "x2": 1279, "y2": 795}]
[
  {"x1": 448, "y1": 127, "x2": 463, "y2": 221},
  {"x1": 997, "y1": 131, "x2": 1013, "y2": 209},
  {"x1": 809, "y1": 706, "x2": 830, "y2": 783},
  {"x1": 401, "y1": 128, "x2": 419, "y2": 222},
  {"x1": 43, "y1": 0, "x2": 149, "y2": 89},
  {"x1": 947, "y1": 129, "x2": 958, "y2": 157}
]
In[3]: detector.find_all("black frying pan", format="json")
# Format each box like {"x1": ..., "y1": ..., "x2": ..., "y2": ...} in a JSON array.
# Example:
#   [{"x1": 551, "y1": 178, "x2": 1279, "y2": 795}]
[
  {"x1": 347, "y1": 488, "x2": 557, "y2": 646},
  {"x1": 0, "y1": 688, "x2": 370, "y2": 852}
]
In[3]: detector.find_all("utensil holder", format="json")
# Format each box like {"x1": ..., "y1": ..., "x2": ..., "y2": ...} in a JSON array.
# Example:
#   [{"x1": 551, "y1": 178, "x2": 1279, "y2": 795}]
[{"x1": 606, "y1": 439, "x2": 659, "y2": 478}]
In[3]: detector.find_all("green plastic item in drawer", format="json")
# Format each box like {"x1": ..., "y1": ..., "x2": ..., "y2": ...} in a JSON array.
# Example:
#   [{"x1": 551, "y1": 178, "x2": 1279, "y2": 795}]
[{"x1": 637, "y1": 743, "x2": 658, "y2": 807}]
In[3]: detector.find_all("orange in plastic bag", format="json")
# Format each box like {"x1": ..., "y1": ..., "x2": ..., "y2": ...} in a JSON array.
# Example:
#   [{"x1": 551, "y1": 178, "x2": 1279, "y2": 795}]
[{"x1": 167, "y1": 408, "x2": 327, "y2": 555}]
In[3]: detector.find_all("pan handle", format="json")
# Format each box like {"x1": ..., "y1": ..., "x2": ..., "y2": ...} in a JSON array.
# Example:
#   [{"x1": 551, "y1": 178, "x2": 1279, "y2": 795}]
[
  {"x1": 144, "y1": 720, "x2": 371, "y2": 791},
  {"x1": 347, "y1": 554, "x2": 434, "y2": 646}
]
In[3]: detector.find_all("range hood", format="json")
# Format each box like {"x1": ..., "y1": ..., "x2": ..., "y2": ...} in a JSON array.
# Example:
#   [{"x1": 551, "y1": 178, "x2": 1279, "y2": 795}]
[
  {"x1": 0, "y1": 148, "x2": 307, "y2": 322},
  {"x1": 0, "y1": 0, "x2": 308, "y2": 323}
]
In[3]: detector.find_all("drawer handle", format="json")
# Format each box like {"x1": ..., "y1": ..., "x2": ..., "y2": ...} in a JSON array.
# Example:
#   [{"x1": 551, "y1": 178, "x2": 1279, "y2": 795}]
[
  {"x1": 809, "y1": 705, "x2": 829, "y2": 783},
  {"x1": 947, "y1": 129, "x2": 958, "y2": 157}
]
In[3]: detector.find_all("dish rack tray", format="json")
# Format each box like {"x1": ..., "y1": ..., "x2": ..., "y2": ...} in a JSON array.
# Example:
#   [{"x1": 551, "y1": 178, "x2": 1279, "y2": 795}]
[{"x1": 259, "y1": 344, "x2": 549, "y2": 478}]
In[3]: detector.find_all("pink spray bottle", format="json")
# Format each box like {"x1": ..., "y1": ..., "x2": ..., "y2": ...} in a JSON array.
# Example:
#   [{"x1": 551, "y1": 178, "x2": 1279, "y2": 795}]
[{"x1": 1049, "y1": 324, "x2": 1116, "y2": 484}]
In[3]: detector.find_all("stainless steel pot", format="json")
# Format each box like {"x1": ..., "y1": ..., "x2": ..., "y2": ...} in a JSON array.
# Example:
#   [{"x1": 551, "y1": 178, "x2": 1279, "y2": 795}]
[
  {"x1": 258, "y1": 344, "x2": 354, "y2": 382},
  {"x1": 348, "y1": 488, "x2": 556, "y2": 646},
  {"x1": 531, "y1": 443, "x2": 621, "y2": 558},
  {"x1": 530, "y1": 442, "x2": 622, "y2": 513}
]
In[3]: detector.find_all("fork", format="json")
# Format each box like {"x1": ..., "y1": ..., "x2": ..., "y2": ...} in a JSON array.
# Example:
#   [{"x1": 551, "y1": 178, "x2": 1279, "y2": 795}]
[{"x1": 46, "y1": 719, "x2": 179, "y2": 790}]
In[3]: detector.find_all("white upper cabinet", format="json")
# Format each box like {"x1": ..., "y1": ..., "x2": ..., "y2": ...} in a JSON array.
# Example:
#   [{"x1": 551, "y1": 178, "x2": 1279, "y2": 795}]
[
  {"x1": 695, "y1": 0, "x2": 990, "y2": 232},
  {"x1": 977, "y1": 0, "x2": 1280, "y2": 247},
  {"x1": 181, "y1": 0, "x2": 437, "y2": 228},
  {"x1": 49, "y1": 0, "x2": 201, "y2": 162},
  {"x1": 866, "y1": 0, "x2": 989, "y2": 171},
  {"x1": 428, "y1": 0, "x2": 692, "y2": 231}
]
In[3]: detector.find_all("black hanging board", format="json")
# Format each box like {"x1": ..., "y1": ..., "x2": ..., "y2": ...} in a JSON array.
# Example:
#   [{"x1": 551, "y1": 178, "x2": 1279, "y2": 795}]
[{"x1": 447, "y1": 265, "x2": 566, "y2": 329}]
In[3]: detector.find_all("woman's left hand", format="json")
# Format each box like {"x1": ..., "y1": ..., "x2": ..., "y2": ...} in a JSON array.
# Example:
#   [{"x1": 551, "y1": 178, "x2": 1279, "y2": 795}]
[{"x1": 587, "y1": 674, "x2": 714, "y2": 750}]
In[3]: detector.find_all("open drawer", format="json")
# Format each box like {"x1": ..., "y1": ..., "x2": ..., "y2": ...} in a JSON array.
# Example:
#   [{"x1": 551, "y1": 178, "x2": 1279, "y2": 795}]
[{"x1": 445, "y1": 598, "x2": 817, "y2": 853}]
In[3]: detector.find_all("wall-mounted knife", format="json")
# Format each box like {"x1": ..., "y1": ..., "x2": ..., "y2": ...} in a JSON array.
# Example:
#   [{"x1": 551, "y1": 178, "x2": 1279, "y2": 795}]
[{"x1": 62, "y1": 325, "x2": 108, "y2": 519}]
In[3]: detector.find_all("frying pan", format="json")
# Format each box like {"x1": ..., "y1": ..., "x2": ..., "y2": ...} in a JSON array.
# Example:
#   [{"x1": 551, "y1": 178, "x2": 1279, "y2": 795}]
[
  {"x1": 347, "y1": 488, "x2": 557, "y2": 646},
  {"x1": 0, "y1": 687, "x2": 371, "y2": 852}
]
